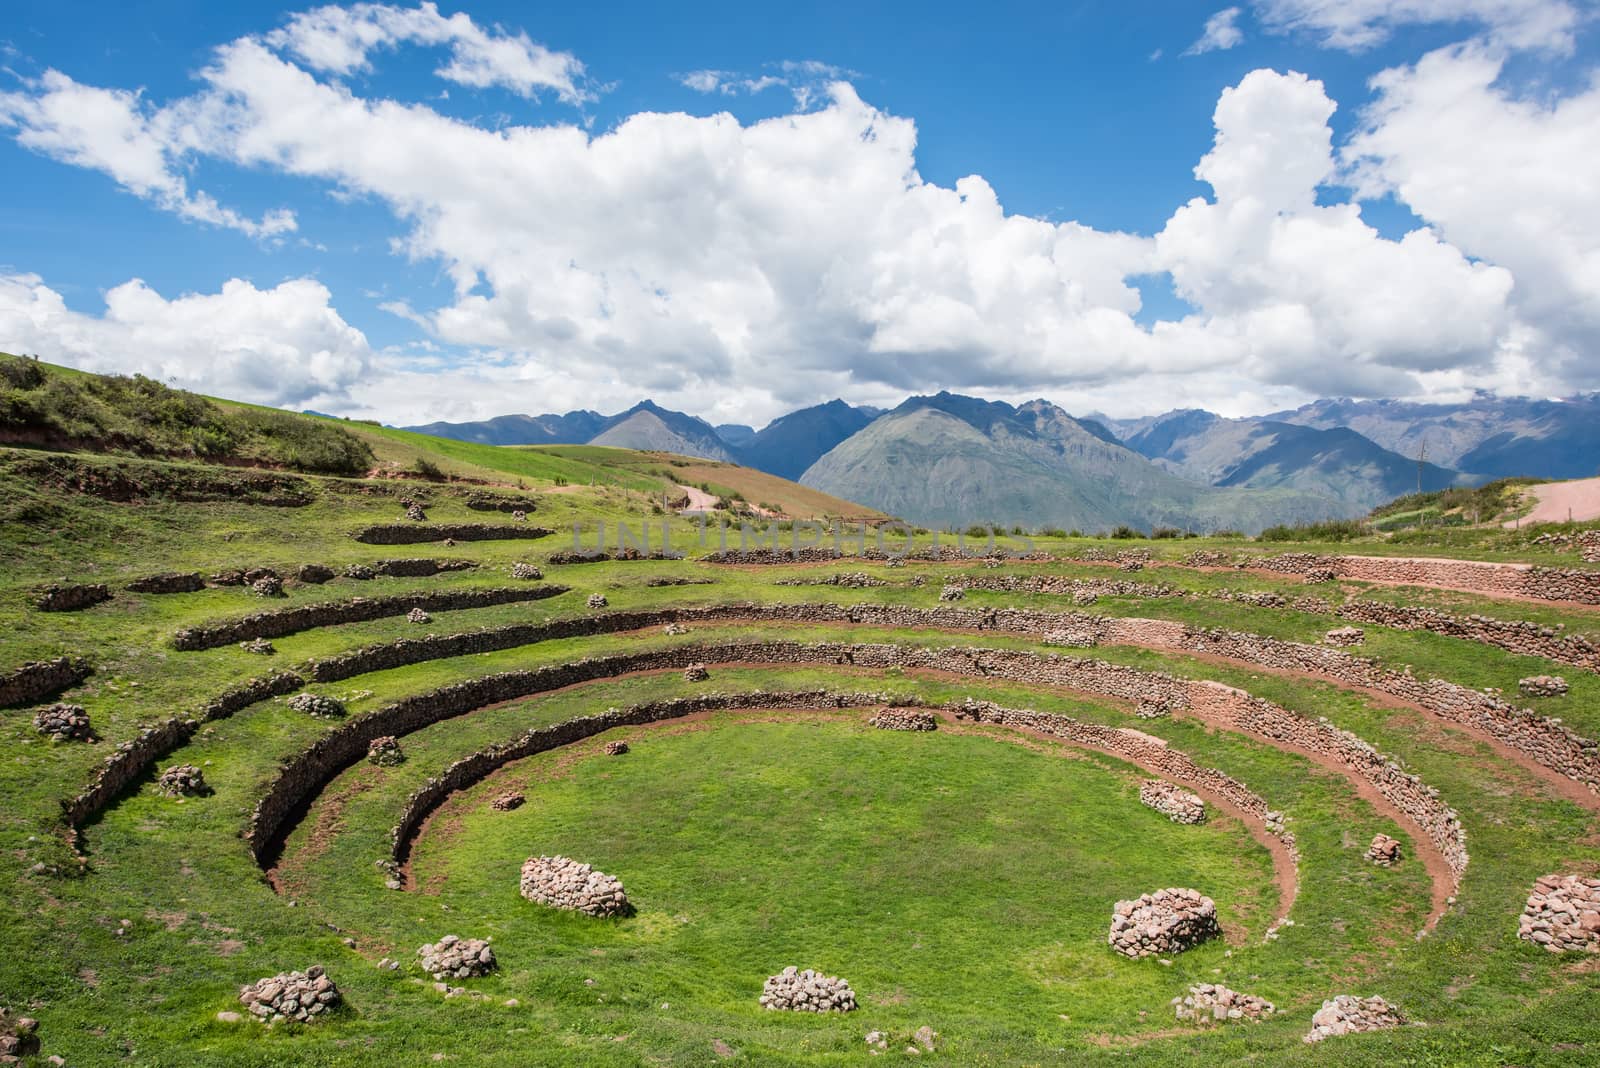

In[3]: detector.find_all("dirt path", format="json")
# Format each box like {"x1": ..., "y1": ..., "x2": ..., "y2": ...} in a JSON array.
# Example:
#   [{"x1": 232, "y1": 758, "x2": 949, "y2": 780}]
[
  {"x1": 675, "y1": 484, "x2": 718, "y2": 513},
  {"x1": 1506, "y1": 476, "x2": 1600, "y2": 528}
]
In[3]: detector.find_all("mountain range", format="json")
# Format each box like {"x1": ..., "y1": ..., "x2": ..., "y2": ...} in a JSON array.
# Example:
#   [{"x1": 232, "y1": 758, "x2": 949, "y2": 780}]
[{"x1": 405, "y1": 390, "x2": 1600, "y2": 532}]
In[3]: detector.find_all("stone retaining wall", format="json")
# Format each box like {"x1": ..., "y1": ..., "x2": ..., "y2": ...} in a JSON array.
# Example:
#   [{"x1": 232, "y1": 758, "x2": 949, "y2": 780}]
[
  {"x1": 59, "y1": 671, "x2": 304, "y2": 831},
  {"x1": 1336, "y1": 600, "x2": 1600, "y2": 674},
  {"x1": 0, "y1": 656, "x2": 91, "y2": 708},
  {"x1": 371, "y1": 558, "x2": 478, "y2": 578},
  {"x1": 297, "y1": 598, "x2": 1594, "y2": 803},
  {"x1": 1252, "y1": 553, "x2": 1600, "y2": 606},
  {"x1": 33, "y1": 583, "x2": 111, "y2": 612},
  {"x1": 126, "y1": 572, "x2": 206, "y2": 595},
  {"x1": 352, "y1": 523, "x2": 554, "y2": 545},
  {"x1": 173, "y1": 586, "x2": 569, "y2": 650}
]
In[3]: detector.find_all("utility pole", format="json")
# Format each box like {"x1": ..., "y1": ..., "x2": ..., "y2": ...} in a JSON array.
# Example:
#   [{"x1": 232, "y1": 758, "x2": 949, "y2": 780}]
[{"x1": 1415, "y1": 435, "x2": 1428, "y2": 497}]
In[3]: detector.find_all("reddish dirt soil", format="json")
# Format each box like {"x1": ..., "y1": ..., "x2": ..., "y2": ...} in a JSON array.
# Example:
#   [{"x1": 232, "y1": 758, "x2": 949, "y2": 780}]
[{"x1": 1506, "y1": 477, "x2": 1600, "y2": 527}]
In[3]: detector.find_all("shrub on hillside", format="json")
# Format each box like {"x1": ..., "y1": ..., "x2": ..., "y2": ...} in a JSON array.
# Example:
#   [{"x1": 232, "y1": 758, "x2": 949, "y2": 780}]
[{"x1": 1257, "y1": 518, "x2": 1367, "y2": 542}]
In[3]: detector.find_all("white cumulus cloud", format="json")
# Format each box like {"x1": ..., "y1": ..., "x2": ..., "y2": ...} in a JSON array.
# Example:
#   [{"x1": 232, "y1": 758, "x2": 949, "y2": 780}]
[
  {"x1": 1252, "y1": 0, "x2": 1583, "y2": 52},
  {"x1": 0, "y1": 274, "x2": 373, "y2": 408},
  {"x1": 1186, "y1": 8, "x2": 1247, "y2": 55}
]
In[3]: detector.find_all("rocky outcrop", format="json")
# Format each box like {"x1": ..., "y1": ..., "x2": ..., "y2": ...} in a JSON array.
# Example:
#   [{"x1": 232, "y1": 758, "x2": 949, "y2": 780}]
[
  {"x1": 518, "y1": 856, "x2": 630, "y2": 916},
  {"x1": 760, "y1": 968, "x2": 856, "y2": 1012},
  {"x1": 127, "y1": 572, "x2": 205, "y2": 594},
  {"x1": 1108, "y1": 888, "x2": 1220, "y2": 958},
  {"x1": 0, "y1": 1007, "x2": 40, "y2": 1061},
  {"x1": 172, "y1": 586, "x2": 568, "y2": 650},
  {"x1": 33, "y1": 582, "x2": 111, "y2": 612},
  {"x1": 352, "y1": 523, "x2": 554, "y2": 545},
  {"x1": 1139, "y1": 780, "x2": 1205, "y2": 824},
  {"x1": 0, "y1": 657, "x2": 91, "y2": 708},
  {"x1": 1303, "y1": 995, "x2": 1407, "y2": 1043},
  {"x1": 417, "y1": 936, "x2": 495, "y2": 979},
  {"x1": 33, "y1": 703, "x2": 92, "y2": 742},
  {"x1": 1517, "y1": 874, "x2": 1600, "y2": 953},
  {"x1": 1366, "y1": 834, "x2": 1402, "y2": 867},
  {"x1": 238, "y1": 967, "x2": 341, "y2": 1024},
  {"x1": 869, "y1": 708, "x2": 937, "y2": 731},
  {"x1": 1173, "y1": 984, "x2": 1275, "y2": 1026}
]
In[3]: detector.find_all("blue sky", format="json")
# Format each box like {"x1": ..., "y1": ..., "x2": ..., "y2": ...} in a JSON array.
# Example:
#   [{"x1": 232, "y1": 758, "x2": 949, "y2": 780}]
[{"x1": 2, "y1": 1, "x2": 1597, "y2": 427}]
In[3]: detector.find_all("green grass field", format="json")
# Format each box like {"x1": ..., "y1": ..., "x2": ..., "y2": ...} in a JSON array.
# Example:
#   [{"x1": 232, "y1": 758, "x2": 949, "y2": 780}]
[{"x1": 2, "y1": 376, "x2": 1600, "y2": 1065}]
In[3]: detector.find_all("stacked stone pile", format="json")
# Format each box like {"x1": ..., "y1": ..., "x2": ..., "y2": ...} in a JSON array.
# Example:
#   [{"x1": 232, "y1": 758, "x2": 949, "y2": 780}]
[
  {"x1": 1303, "y1": 995, "x2": 1407, "y2": 1042},
  {"x1": 510, "y1": 562, "x2": 543, "y2": 580},
  {"x1": 1108, "y1": 888, "x2": 1220, "y2": 957},
  {"x1": 603, "y1": 739, "x2": 629, "y2": 755},
  {"x1": 1519, "y1": 675, "x2": 1569, "y2": 697},
  {"x1": 157, "y1": 764, "x2": 208, "y2": 797},
  {"x1": 759, "y1": 968, "x2": 857, "y2": 1013},
  {"x1": 240, "y1": 638, "x2": 276, "y2": 655},
  {"x1": 869, "y1": 708, "x2": 937, "y2": 731},
  {"x1": 288, "y1": 693, "x2": 345, "y2": 719},
  {"x1": 368, "y1": 736, "x2": 405, "y2": 766},
  {"x1": 344, "y1": 564, "x2": 375, "y2": 580},
  {"x1": 511, "y1": 510, "x2": 527, "y2": 522},
  {"x1": 403, "y1": 500, "x2": 428, "y2": 522},
  {"x1": 407, "y1": 608, "x2": 432, "y2": 624},
  {"x1": 1172, "y1": 984, "x2": 1275, "y2": 1026},
  {"x1": 939, "y1": 585, "x2": 964, "y2": 601},
  {"x1": 33, "y1": 703, "x2": 92, "y2": 741},
  {"x1": 237, "y1": 966, "x2": 341, "y2": 1024},
  {"x1": 1117, "y1": 559, "x2": 1144, "y2": 572},
  {"x1": 683, "y1": 663, "x2": 710, "y2": 681},
  {"x1": 417, "y1": 936, "x2": 496, "y2": 979},
  {"x1": 587, "y1": 593, "x2": 608, "y2": 609},
  {"x1": 1517, "y1": 874, "x2": 1600, "y2": 952},
  {"x1": 1366, "y1": 834, "x2": 1403, "y2": 866},
  {"x1": 1135, "y1": 700, "x2": 1171, "y2": 720},
  {"x1": 519, "y1": 856, "x2": 630, "y2": 916},
  {"x1": 1324, "y1": 626, "x2": 1365, "y2": 646},
  {"x1": 1303, "y1": 568, "x2": 1338, "y2": 584},
  {"x1": 491, "y1": 792, "x2": 524, "y2": 811},
  {"x1": 1139, "y1": 780, "x2": 1206, "y2": 824},
  {"x1": 296, "y1": 564, "x2": 335, "y2": 584},
  {"x1": 0, "y1": 1006, "x2": 40, "y2": 1061}
]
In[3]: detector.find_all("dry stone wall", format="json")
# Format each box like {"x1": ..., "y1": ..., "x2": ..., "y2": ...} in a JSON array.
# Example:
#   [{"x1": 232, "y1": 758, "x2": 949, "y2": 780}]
[
  {"x1": 0, "y1": 656, "x2": 91, "y2": 708},
  {"x1": 1252, "y1": 553, "x2": 1600, "y2": 606},
  {"x1": 126, "y1": 572, "x2": 205, "y2": 595},
  {"x1": 33, "y1": 582, "x2": 111, "y2": 612},
  {"x1": 353, "y1": 523, "x2": 554, "y2": 545},
  {"x1": 172, "y1": 585, "x2": 568, "y2": 650}
]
